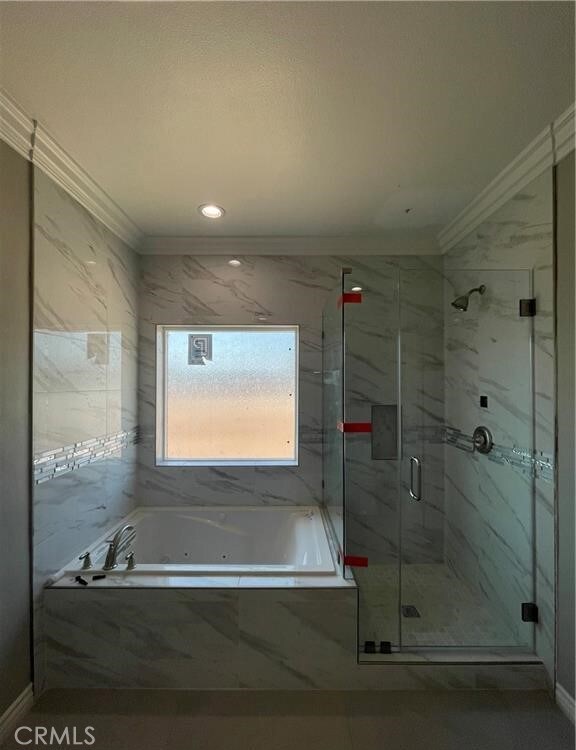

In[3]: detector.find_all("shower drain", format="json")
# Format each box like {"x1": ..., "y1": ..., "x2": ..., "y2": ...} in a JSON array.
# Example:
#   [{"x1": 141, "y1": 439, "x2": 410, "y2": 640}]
[{"x1": 401, "y1": 605, "x2": 421, "y2": 618}]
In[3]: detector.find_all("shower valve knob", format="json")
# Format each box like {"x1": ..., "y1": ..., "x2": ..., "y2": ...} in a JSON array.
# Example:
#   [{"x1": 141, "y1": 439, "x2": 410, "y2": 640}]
[{"x1": 473, "y1": 426, "x2": 493, "y2": 454}]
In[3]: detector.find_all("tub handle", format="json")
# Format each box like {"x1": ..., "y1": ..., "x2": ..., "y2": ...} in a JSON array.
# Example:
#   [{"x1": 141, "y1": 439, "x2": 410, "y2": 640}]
[
  {"x1": 125, "y1": 551, "x2": 136, "y2": 571},
  {"x1": 78, "y1": 552, "x2": 92, "y2": 570}
]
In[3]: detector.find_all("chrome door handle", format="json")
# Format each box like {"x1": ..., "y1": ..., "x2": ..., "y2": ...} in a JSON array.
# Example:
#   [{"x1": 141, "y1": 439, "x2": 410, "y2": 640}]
[{"x1": 409, "y1": 456, "x2": 422, "y2": 501}]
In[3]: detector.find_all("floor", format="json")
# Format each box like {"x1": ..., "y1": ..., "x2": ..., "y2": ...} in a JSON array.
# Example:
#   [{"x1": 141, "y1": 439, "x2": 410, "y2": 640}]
[
  {"x1": 1, "y1": 689, "x2": 573, "y2": 750},
  {"x1": 356, "y1": 563, "x2": 522, "y2": 648}
]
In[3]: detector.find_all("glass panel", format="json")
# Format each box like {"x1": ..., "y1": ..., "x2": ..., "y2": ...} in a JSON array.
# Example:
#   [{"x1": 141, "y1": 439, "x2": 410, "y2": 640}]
[
  {"x1": 342, "y1": 266, "x2": 401, "y2": 650},
  {"x1": 400, "y1": 268, "x2": 535, "y2": 650},
  {"x1": 158, "y1": 325, "x2": 298, "y2": 464},
  {"x1": 322, "y1": 279, "x2": 345, "y2": 575}
]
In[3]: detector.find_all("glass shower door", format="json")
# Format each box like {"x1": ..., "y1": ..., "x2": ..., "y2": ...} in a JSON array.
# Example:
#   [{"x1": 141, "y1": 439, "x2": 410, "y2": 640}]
[
  {"x1": 322, "y1": 277, "x2": 345, "y2": 575},
  {"x1": 340, "y1": 265, "x2": 401, "y2": 650},
  {"x1": 399, "y1": 268, "x2": 536, "y2": 650}
]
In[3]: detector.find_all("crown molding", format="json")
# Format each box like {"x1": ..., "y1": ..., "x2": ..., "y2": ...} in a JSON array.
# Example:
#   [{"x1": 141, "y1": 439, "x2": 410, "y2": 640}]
[
  {"x1": 3, "y1": 85, "x2": 571, "y2": 257},
  {"x1": 32, "y1": 125, "x2": 143, "y2": 249},
  {"x1": 0, "y1": 89, "x2": 143, "y2": 250},
  {"x1": 141, "y1": 231, "x2": 440, "y2": 256},
  {"x1": 0, "y1": 89, "x2": 33, "y2": 160},
  {"x1": 438, "y1": 102, "x2": 575, "y2": 253},
  {"x1": 553, "y1": 102, "x2": 575, "y2": 163}
]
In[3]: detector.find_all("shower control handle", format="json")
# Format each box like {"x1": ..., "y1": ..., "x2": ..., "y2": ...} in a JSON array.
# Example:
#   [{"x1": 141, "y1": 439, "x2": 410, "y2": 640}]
[
  {"x1": 473, "y1": 426, "x2": 493, "y2": 455},
  {"x1": 409, "y1": 456, "x2": 422, "y2": 502}
]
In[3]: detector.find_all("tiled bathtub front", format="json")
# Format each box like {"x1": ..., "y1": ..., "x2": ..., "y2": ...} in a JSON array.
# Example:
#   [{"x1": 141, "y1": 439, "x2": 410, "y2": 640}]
[
  {"x1": 44, "y1": 586, "x2": 548, "y2": 691},
  {"x1": 44, "y1": 587, "x2": 358, "y2": 690}
]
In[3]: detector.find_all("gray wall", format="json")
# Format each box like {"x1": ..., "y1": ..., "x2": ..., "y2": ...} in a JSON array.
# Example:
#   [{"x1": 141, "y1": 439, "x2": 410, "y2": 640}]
[
  {"x1": 555, "y1": 150, "x2": 575, "y2": 699},
  {"x1": 0, "y1": 141, "x2": 32, "y2": 713}
]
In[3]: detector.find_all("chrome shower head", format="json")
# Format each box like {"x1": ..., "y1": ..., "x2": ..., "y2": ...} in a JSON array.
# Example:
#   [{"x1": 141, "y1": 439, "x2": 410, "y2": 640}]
[
  {"x1": 451, "y1": 294, "x2": 470, "y2": 312},
  {"x1": 451, "y1": 284, "x2": 486, "y2": 312}
]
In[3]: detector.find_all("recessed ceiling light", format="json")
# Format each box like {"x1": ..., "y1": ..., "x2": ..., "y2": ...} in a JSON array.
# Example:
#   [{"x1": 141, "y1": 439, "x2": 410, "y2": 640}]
[
  {"x1": 351, "y1": 285, "x2": 362, "y2": 292},
  {"x1": 198, "y1": 203, "x2": 225, "y2": 219},
  {"x1": 228, "y1": 258, "x2": 242, "y2": 267}
]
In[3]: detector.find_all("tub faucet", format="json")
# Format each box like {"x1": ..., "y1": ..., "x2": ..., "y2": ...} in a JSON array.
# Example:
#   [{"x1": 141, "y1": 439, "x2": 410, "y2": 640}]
[{"x1": 103, "y1": 524, "x2": 136, "y2": 571}]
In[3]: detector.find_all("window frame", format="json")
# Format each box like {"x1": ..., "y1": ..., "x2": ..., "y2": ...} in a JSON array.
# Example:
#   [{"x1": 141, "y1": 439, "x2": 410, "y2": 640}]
[{"x1": 155, "y1": 324, "x2": 299, "y2": 467}]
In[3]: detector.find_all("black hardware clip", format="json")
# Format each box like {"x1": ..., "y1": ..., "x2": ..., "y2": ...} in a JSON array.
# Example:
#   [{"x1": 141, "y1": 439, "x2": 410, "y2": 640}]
[{"x1": 521, "y1": 603, "x2": 539, "y2": 623}]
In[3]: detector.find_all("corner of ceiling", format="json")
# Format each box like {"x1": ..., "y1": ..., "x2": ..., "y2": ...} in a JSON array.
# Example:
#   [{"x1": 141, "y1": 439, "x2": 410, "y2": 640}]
[
  {"x1": 437, "y1": 102, "x2": 575, "y2": 255},
  {"x1": 0, "y1": 88, "x2": 144, "y2": 250}
]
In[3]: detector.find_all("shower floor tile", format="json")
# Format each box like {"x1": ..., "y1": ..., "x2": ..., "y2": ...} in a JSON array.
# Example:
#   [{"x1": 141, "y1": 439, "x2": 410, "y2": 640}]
[{"x1": 356, "y1": 563, "x2": 522, "y2": 649}]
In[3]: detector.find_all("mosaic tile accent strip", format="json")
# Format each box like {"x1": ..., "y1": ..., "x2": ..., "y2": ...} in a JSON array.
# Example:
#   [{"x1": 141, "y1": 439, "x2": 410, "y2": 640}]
[
  {"x1": 444, "y1": 426, "x2": 554, "y2": 482},
  {"x1": 33, "y1": 428, "x2": 139, "y2": 484}
]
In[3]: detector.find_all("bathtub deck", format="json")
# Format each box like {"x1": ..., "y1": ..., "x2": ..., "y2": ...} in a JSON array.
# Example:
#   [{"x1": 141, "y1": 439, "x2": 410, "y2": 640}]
[{"x1": 49, "y1": 573, "x2": 356, "y2": 588}]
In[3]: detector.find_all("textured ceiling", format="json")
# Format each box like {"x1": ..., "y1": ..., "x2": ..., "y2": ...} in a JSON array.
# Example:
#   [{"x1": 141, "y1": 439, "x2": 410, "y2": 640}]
[{"x1": 0, "y1": 1, "x2": 574, "y2": 243}]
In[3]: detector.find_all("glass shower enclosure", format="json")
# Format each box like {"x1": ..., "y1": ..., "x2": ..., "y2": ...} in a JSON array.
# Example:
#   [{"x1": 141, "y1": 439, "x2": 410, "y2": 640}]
[{"x1": 322, "y1": 264, "x2": 536, "y2": 658}]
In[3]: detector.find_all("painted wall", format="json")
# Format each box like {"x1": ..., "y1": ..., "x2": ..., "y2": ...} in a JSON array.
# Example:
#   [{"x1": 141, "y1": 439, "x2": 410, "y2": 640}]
[
  {"x1": 32, "y1": 169, "x2": 139, "y2": 689},
  {"x1": 0, "y1": 141, "x2": 32, "y2": 714},
  {"x1": 555, "y1": 150, "x2": 575, "y2": 700},
  {"x1": 444, "y1": 169, "x2": 556, "y2": 675}
]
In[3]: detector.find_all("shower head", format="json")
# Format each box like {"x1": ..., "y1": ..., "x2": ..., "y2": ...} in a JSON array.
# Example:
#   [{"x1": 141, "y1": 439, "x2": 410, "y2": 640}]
[{"x1": 451, "y1": 284, "x2": 486, "y2": 312}]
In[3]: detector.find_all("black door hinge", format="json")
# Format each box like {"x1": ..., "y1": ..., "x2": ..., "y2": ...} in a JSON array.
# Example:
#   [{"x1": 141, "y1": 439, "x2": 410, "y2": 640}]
[
  {"x1": 521, "y1": 602, "x2": 539, "y2": 622},
  {"x1": 519, "y1": 299, "x2": 536, "y2": 317}
]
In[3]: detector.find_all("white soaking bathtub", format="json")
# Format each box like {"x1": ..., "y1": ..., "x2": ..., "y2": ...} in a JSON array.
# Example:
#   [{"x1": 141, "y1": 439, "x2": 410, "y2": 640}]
[{"x1": 54, "y1": 506, "x2": 337, "y2": 581}]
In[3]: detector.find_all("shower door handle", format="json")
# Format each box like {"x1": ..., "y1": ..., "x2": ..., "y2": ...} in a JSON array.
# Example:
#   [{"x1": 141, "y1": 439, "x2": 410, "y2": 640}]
[{"x1": 409, "y1": 456, "x2": 422, "y2": 502}]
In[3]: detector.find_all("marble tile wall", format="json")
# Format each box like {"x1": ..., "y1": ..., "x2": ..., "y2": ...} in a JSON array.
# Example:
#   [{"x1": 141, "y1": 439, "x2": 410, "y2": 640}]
[
  {"x1": 443, "y1": 169, "x2": 556, "y2": 678},
  {"x1": 33, "y1": 169, "x2": 139, "y2": 689},
  {"x1": 43, "y1": 586, "x2": 547, "y2": 690},
  {"x1": 137, "y1": 255, "x2": 443, "y2": 520},
  {"x1": 137, "y1": 255, "x2": 445, "y2": 573},
  {"x1": 137, "y1": 254, "x2": 341, "y2": 506}
]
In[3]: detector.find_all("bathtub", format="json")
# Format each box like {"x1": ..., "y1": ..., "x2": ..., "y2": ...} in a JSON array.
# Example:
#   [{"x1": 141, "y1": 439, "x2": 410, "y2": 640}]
[{"x1": 53, "y1": 506, "x2": 337, "y2": 581}]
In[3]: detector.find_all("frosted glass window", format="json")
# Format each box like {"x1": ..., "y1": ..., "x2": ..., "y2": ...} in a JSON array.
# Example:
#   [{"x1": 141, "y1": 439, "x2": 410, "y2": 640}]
[{"x1": 156, "y1": 326, "x2": 298, "y2": 465}]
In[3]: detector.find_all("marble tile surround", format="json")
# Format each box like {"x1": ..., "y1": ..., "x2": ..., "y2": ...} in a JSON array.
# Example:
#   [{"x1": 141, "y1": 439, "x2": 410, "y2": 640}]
[
  {"x1": 443, "y1": 169, "x2": 556, "y2": 681},
  {"x1": 33, "y1": 169, "x2": 139, "y2": 689},
  {"x1": 136, "y1": 254, "x2": 443, "y2": 520},
  {"x1": 33, "y1": 428, "x2": 139, "y2": 484},
  {"x1": 31, "y1": 167, "x2": 556, "y2": 692},
  {"x1": 137, "y1": 253, "x2": 447, "y2": 614},
  {"x1": 43, "y1": 586, "x2": 548, "y2": 691},
  {"x1": 136, "y1": 244, "x2": 555, "y2": 671}
]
